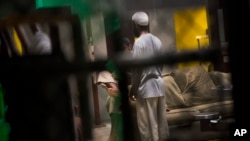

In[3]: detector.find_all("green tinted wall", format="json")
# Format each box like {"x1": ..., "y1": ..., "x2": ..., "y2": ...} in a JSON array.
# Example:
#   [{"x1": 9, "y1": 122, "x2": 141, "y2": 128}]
[{"x1": 35, "y1": 0, "x2": 94, "y2": 19}]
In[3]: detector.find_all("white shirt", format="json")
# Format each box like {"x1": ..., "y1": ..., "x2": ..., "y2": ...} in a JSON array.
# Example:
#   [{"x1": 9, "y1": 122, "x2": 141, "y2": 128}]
[{"x1": 131, "y1": 33, "x2": 165, "y2": 98}]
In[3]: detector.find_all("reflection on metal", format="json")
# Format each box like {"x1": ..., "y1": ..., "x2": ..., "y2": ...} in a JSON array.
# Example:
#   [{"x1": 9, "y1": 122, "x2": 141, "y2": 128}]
[
  {"x1": 196, "y1": 35, "x2": 208, "y2": 50},
  {"x1": 196, "y1": 35, "x2": 208, "y2": 65}
]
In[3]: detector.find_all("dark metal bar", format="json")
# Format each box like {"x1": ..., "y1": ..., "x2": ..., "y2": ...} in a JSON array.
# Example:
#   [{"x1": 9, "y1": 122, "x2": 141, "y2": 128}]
[
  {"x1": 0, "y1": 47, "x2": 219, "y2": 76},
  {"x1": 223, "y1": 1, "x2": 250, "y2": 140},
  {"x1": 85, "y1": 16, "x2": 103, "y2": 127},
  {"x1": 70, "y1": 15, "x2": 93, "y2": 141}
]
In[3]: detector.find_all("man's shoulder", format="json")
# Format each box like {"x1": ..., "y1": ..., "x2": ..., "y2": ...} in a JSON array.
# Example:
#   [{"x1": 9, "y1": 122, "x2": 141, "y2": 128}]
[
  {"x1": 151, "y1": 35, "x2": 162, "y2": 47},
  {"x1": 151, "y1": 34, "x2": 161, "y2": 42},
  {"x1": 133, "y1": 38, "x2": 143, "y2": 46}
]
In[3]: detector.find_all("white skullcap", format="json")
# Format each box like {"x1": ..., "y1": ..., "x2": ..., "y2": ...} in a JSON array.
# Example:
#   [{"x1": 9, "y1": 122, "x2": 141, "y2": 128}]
[
  {"x1": 132, "y1": 11, "x2": 149, "y2": 26},
  {"x1": 97, "y1": 71, "x2": 117, "y2": 84}
]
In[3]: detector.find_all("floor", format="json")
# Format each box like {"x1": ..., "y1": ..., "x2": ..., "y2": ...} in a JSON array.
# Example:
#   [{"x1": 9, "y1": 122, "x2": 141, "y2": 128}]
[
  {"x1": 92, "y1": 121, "x2": 141, "y2": 141},
  {"x1": 92, "y1": 122, "x2": 111, "y2": 141}
]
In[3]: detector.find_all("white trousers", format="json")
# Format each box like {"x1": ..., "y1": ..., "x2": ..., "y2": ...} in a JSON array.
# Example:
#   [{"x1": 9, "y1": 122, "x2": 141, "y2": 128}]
[{"x1": 136, "y1": 96, "x2": 169, "y2": 141}]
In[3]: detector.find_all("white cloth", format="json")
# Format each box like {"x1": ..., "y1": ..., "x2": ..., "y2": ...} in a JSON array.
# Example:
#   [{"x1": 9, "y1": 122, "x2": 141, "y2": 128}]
[
  {"x1": 97, "y1": 71, "x2": 121, "y2": 114},
  {"x1": 132, "y1": 11, "x2": 149, "y2": 26},
  {"x1": 97, "y1": 71, "x2": 117, "y2": 84},
  {"x1": 131, "y1": 33, "x2": 165, "y2": 98},
  {"x1": 28, "y1": 31, "x2": 52, "y2": 55},
  {"x1": 136, "y1": 96, "x2": 169, "y2": 141},
  {"x1": 131, "y1": 33, "x2": 169, "y2": 141}
]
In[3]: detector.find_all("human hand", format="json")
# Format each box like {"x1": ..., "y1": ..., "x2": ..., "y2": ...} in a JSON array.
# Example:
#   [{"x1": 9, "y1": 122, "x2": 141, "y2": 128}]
[
  {"x1": 128, "y1": 85, "x2": 136, "y2": 101},
  {"x1": 130, "y1": 95, "x2": 136, "y2": 101},
  {"x1": 107, "y1": 88, "x2": 119, "y2": 97}
]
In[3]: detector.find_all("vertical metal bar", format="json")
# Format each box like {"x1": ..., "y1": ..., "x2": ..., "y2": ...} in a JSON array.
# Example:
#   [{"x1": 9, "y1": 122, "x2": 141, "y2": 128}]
[
  {"x1": 49, "y1": 23, "x2": 61, "y2": 55},
  {"x1": 2, "y1": 28, "x2": 18, "y2": 56},
  {"x1": 0, "y1": 31, "x2": 12, "y2": 57},
  {"x1": 85, "y1": 18, "x2": 103, "y2": 127},
  {"x1": 71, "y1": 15, "x2": 93, "y2": 140},
  {"x1": 223, "y1": 0, "x2": 250, "y2": 139},
  {"x1": 206, "y1": 0, "x2": 222, "y2": 71},
  {"x1": 196, "y1": 38, "x2": 202, "y2": 65},
  {"x1": 91, "y1": 72, "x2": 103, "y2": 127},
  {"x1": 103, "y1": 8, "x2": 135, "y2": 140}
]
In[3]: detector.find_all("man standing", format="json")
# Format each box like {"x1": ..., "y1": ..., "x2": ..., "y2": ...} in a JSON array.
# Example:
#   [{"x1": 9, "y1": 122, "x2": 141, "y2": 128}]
[{"x1": 130, "y1": 11, "x2": 169, "y2": 141}]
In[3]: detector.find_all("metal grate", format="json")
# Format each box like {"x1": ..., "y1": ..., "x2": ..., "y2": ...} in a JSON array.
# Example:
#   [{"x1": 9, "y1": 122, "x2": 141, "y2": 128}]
[{"x1": 0, "y1": 0, "x2": 249, "y2": 141}]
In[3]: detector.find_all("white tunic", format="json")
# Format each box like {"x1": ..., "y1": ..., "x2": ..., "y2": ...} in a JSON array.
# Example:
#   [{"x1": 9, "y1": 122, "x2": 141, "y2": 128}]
[{"x1": 131, "y1": 33, "x2": 165, "y2": 98}]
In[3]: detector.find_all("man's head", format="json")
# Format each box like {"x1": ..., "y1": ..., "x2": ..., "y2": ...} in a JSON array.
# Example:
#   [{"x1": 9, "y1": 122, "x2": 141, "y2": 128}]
[
  {"x1": 131, "y1": 11, "x2": 149, "y2": 37},
  {"x1": 122, "y1": 37, "x2": 132, "y2": 52},
  {"x1": 132, "y1": 11, "x2": 149, "y2": 26}
]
